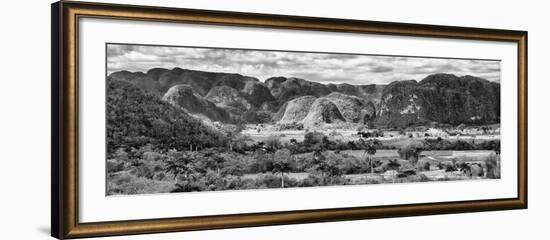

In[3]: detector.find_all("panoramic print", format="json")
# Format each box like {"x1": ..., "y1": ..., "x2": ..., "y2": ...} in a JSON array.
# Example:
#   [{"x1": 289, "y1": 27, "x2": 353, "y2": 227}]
[{"x1": 106, "y1": 43, "x2": 501, "y2": 195}]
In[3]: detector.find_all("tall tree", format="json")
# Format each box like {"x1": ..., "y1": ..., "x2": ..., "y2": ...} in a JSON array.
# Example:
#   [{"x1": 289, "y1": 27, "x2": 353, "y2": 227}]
[
  {"x1": 312, "y1": 151, "x2": 342, "y2": 185},
  {"x1": 211, "y1": 155, "x2": 225, "y2": 176},
  {"x1": 227, "y1": 122, "x2": 245, "y2": 152},
  {"x1": 362, "y1": 140, "x2": 379, "y2": 175},
  {"x1": 386, "y1": 159, "x2": 401, "y2": 171},
  {"x1": 272, "y1": 149, "x2": 293, "y2": 188},
  {"x1": 164, "y1": 152, "x2": 195, "y2": 184}
]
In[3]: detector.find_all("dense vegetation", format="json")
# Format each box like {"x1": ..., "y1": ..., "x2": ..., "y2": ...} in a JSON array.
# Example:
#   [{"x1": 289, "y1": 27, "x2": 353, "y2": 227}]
[
  {"x1": 377, "y1": 74, "x2": 500, "y2": 127},
  {"x1": 106, "y1": 79, "x2": 228, "y2": 154},
  {"x1": 108, "y1": 143, "x2": 404, "y2": 195},
  {"x1": 107, "y1": 127, "x2": 501, "y2": 194}
]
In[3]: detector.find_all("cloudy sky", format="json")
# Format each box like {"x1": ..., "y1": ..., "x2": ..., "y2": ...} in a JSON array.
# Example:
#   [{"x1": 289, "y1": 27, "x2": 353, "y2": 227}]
[{"x1": 107, "y1": 44, "x2": 500, "y2": 85}]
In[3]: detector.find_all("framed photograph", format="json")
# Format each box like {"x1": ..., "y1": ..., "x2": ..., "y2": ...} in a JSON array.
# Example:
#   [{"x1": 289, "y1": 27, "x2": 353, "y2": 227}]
[{"x1": 51, "y1": 1, "x2": 527, "y2": 239}]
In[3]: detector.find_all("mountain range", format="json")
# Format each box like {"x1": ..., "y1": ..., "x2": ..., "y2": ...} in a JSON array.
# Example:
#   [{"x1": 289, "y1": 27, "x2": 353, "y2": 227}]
[{"x1": 108, "y1": 67, "x2": 500, "y2": 128}]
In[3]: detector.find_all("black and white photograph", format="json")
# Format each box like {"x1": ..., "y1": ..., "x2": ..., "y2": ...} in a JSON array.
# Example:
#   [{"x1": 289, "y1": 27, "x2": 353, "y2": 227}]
[
  {"x1": 1, "y1": 0, "x2": 542, "y2": 239},
  {"x1": 106, "y1": 43, "x2": 501, "y2": 195}
]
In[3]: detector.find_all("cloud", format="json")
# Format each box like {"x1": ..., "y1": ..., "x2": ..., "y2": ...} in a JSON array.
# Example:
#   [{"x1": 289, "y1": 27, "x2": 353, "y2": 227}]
[
  {"x1": 370, "y1": 66, "x2": 394, "y2": 73},
  {"x1": 107, "y1": 44, "x2": 501, "y2": 84}
]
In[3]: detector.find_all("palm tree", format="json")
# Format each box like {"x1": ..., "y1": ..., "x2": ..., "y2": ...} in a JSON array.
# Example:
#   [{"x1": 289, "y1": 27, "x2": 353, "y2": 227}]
[
  {"x1": 386, "y1": 159, "x2": 401, "y2": 171},
  {"x1": 272, "y1": 149, "x2": 293, "y2": 188},
  {"x1": 211, "y1": 156, "x2": 225, "y2": 176},
  {"x1": 164, "y1": 154, "x2": 195, "y2": 184},
  {"x1": 492, "y1": 141, "x2": 501, "y2": 155},
  {"x1": 227, "y1": 122, "x2": 245, "y2": 151},
  {"x1": 362, "y1": 140, "x2": 378, "y2": 175},
  {"x1": 311, "y1": 151, "x2": 342, "y2": 185},
  {"x1": 493, "y1": 141, "x2": 501, "y2": 177},
  {"x1": 272, "y1": 159, "x2": 293, "y2": 188},
  {"x1": 385, "y1": 159, "x2": 401, "y2": 183}
]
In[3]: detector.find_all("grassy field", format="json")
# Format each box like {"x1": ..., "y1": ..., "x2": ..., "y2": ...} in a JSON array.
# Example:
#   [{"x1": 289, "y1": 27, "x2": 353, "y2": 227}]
[
  {"x1": 241, "y1": 124, "x2": 500, "y2": 150},
  {"x1": 337, "y1": 149, "x2": 493, "y2": 162},
  {"x1": 241, "y1": 128, "x2": 359, "y2": 143}
]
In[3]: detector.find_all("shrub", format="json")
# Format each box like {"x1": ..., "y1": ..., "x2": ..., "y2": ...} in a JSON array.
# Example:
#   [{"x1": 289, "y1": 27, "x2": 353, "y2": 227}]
[
  {"x1": 350, "y1": 177, "x2": 381, "y2": 185},
  {"x1": 398, "y1": 129, "x2": 406, "y2": 135},
  {"x1": 220, "y1": 154, "x2": 246, "y2": 176},
  {"x1": 357, "y1": 130, "x2": 384, "y2": 138},
  {"x1": 106, "y1": 159, "x2": 124, "y2": 173},
  {"x1": 107, "y1": 173, "x2": 173, "y2": 195},
  {"x1": 364, "y1": 178, "x2": 382, "y2": 184},
  {"x1": 485, "y1": 153, "x2": 500, "y2": 179},
  {"x1": 282, "y1": 177, "x2": 299, "y2": 188},
  {"x1": 423, "y1": 139, "x2": 498, "y2": 151},
  {"x1": 277, "y1": 122, "x2": 304, "y2": 130},
  {"x1": 445, "y1": 164, "x2": 458, "y2": 172},
  {"x1": 135, "y1": 164, "x2": 155, "y2": 179},
  {"x1": 398, "y1": 142, "x2": 423, "y2": 164},
  {"x1": 231, "y1": 137, "x2": 249, "y2": 153},
  {"x1": 403, "y1": 175, "x2": 422, "y2": 182},
  {"x1": 299, "y1": 174, "x2": 324, "y2": 187},
  {"x1": 451, "y1": 140, "x2": 474, "y2": 150},
  {"x1": 312, "y1": 152, "x2": 343, "y2": 177},
  {"x1": 421, "y1": 162, "x2": 431, "y2": 171},
  {"x1": 299, "y1": 173, "x2": 347, "y2": 187},
  {"x1": 478, "y1": 140, "x2": 501, "y2": 154},
  {"x1": 265, "y1": 136, "x2": 282, "y2": 151},
  {"x1": 223, "y1": 175, "x2": 246, "y2": 190},
  {"x1": 458, "y1": 162, "x2": 470, "y2": 173},
  {"x1": 248, "y1": 152, "x2": 275, "y2": 173},
  {"x1": 397, "y1": 169, "x2": 416, "y2": 178},
  {"x1": 142, "y1": 151, "x2": 162, "y2": 162},
  {"x1": 113, "y1": 148, "x2": 129, "y2": 161},
  {"x1": 171, "y1": 181, "x2": 204, "y2": 192},
  {"x1": 337, "y1": 156, "x2": 370, "y2": 174},
  {"x1": 304, "y1": 131, "x2": 328, "y2": 146},
  {"x1": 238, "y1": 178, "x2": 259, "y2": 190},
  {"x1": 153, "y1": 172, "x2": 166, "y2": 181},
  {"x1": 221, "y1": 164, "x2": 245, "y2": 176},
  {"x1": 383, "y1": 159, "x2": 401, "y2": 172},
  {"x1": 324, "y1": 175, "x2": 349, "y2": 185},
  {"x1": 112, "y1": 172, "x2": 134, "y2": 185},
  {"x1": 255, "y1": 173, "x2": 284, "y2": 188}
]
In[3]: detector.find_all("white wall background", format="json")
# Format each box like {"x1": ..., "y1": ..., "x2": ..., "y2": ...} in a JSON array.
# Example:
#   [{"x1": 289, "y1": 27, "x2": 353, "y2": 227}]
[{"x1": 0, "y1": 0, "x2": 546, "y2": 239}]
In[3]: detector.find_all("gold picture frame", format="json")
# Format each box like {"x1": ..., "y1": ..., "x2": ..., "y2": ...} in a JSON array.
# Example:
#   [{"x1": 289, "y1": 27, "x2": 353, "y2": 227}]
[{"x1": 51, "y1": 1, "x2": 527, "y2": 239}]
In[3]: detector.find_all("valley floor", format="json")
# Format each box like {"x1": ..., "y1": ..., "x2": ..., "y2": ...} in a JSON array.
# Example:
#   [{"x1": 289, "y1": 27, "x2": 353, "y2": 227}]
[{"x1": 107, "y1": 127, "x2": 500, "y2": 195}]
